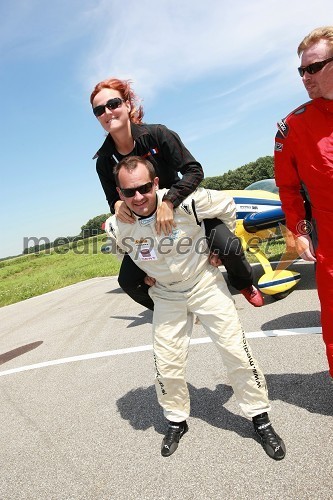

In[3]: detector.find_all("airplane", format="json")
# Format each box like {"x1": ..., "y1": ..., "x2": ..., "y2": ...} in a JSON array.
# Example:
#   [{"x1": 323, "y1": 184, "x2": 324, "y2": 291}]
[
  {"x1": 101, "y1": 178, "x2": 301, "y2": 301},
  {"x1": 224, "y1": 179, "x2": 300, "y2": 300}
]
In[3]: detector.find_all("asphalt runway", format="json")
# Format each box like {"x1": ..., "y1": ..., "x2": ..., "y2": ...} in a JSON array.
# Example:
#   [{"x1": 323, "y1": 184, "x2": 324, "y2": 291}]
[{"x1": 0, "y1": 262, "x2": 332, "y2": 500}]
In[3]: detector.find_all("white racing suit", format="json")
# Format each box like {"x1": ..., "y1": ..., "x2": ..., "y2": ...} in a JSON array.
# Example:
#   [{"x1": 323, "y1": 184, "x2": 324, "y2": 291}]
[{"x1": 106, "y1": 188, "x2": 270, "y2": 421}]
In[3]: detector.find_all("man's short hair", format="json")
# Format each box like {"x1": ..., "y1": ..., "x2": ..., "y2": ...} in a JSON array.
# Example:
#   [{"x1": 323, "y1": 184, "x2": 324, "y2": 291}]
[
  {"x1": 113, "y1": 156, "x2": 156, "y2": 187},
  {"x1": 298, "y1": 26, "x2": 333, "y2": 56}
]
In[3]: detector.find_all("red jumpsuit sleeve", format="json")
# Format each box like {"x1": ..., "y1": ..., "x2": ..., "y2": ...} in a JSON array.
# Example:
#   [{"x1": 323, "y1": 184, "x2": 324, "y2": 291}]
[{"x1": 274, "y1": 128, "x2": 307, "y2": 235}]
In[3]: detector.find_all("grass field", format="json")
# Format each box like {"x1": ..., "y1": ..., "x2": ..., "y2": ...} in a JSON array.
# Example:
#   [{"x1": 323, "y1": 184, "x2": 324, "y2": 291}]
[
  {"x1": 0, "y1": 235, "x2": 121, "y2": 307},
  {"x1": 0, "y1": 234, "x2": 287, "y2": 308}
]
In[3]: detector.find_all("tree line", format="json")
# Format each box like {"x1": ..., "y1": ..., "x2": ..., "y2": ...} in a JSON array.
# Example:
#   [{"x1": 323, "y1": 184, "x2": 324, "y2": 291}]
[
  {"x1": 200, "y1": 155, "x2": 274, "y2": 190},
  {"x1": 22, "y1": 213, "x2": 109, "y2": 255}
]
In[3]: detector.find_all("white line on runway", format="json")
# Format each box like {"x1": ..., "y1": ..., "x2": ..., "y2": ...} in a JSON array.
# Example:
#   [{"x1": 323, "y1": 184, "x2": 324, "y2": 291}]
[{"x1": 0, "y1": 327, "x2": 321, "y2": 378}]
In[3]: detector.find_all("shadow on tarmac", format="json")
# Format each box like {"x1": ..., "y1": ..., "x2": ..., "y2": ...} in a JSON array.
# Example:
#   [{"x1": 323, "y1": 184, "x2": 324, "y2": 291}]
[
  {"x1": 265, "y1": 371, "x2": 332, "y2": 416},
  {"x1": 110, "y1": 309, "x2": 153, "y2": 327},
  {"x1": 261, "y1": 310, "x2": 320, "y2": 330},
  {"x1": 116, "y1": 371, "x2": 332, "y2": 439},
  {"x1": 0, "y1": 341, "x2": 43, "y2": 366},
  {"x1": 106, "y1": 287, "x2": 124, "y2": 294}
]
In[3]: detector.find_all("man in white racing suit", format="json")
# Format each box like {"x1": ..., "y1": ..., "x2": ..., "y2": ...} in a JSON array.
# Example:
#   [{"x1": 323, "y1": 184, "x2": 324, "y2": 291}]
[{"x1": 105, "y1": 155, "x2": 286, "y2": 460}]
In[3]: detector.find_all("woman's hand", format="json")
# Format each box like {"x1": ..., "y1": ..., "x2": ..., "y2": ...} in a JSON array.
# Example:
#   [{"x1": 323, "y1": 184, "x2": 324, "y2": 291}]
[
  {"x1": 209, "y1": 252, "x2": 222, "y2": 267},
  {"x1": 144, "y1": 275, "x2": 156, "y2": 287},
  {"x1": 156, "y1": 200, "x2": 176, "y2": 235},
  {"x1": 114, "y1": 200, "x2": 136, "y2": 223}
]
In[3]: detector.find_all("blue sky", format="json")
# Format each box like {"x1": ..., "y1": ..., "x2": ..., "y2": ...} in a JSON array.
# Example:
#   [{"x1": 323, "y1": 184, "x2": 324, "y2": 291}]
[{"x1": 1, "y1": 0, "x2": 331, "y2": 258}]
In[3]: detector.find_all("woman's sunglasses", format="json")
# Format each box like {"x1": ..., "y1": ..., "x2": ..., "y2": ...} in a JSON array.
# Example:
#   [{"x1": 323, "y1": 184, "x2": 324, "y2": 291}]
[
  {"x1": 298, "y1": 56, "x2": 333, "y2": 77},
  {"x1": 120, "y1": 182, "x2": 154, "y2": 198},
  {"x1": 93, "y1": 97, "x2": 124, "y2": 117}
]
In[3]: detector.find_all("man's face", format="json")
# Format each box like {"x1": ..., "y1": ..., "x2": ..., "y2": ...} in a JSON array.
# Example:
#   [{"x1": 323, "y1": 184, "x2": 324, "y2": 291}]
[
  {"x1": 117, "y1": 162, "x2": 159, "y2": 217},
  {"x1": 300, "y1": 39, "x2": 333, "y2": 99}
]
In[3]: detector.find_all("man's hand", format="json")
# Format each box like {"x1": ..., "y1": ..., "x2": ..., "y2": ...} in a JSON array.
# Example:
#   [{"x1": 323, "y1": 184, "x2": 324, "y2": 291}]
[
  {"x1": 209, "y1": 252, "x2": 222, "y2": 267},
  {"x1": 295, "y1": 234, "x2": 316, "y2": 262},
  {"x1": 114, "y1": 200, "x2": 135, "y2": 224},
  {"x1": 156, "y1": 200, "x2": 176, "y2": 235},
  {"x1": 144, "y1": 275, "x2": 156, "y2": 287}
]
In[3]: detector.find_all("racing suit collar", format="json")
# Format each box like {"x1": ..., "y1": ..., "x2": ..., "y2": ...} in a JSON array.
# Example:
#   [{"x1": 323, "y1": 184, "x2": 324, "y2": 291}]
[{"x1": 313, "y1": 97, "x2": 333, "y2": 114}]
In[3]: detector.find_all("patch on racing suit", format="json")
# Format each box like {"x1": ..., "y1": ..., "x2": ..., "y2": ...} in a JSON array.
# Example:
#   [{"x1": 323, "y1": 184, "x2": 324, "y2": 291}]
[
  {"x1": 277, "y1": 119, "x2": 289, "y2": 138},
  {"x1": 139, "y1": 213, "x2": 156, "y2": 226},
  {"x1": 276, "y1": 101, "x2": 310, "y2": 138},
  {"x1": 107, "y1": 221, "x2": 116, "y2": 236},
  {"x1": 294, "y1": 106, "x2": 306, "y2": 115},
  {"x1": 180, "y1": 203, "x2": 192, "y2": 216},
  {"x1": 274, "y1": 141, "x2": 283, "y2": 152},
  {"x1": 142, "y1": 148, "x2": 159, "y2": 158}
]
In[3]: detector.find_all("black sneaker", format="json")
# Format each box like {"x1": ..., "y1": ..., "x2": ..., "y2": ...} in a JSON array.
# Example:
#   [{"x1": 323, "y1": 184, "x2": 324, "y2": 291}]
[
  {"x1": 252, "y1": 413, "x2": 286, "y2": 461},
  {"x1": 161, "y1": 421, "x2": 188, "y2": 457}
]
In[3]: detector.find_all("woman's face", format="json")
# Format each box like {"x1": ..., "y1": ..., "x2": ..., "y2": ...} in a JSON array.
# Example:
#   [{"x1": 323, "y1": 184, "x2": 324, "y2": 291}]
[{"x1": 92, "y1": 88, "x2": 131, "y2": 134}]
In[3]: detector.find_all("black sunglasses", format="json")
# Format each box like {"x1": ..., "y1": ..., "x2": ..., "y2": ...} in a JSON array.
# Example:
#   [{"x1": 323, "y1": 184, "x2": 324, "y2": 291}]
[
  {"x1": 298, "y1": 56, "x2": 333, "y2": 77},
  {"x1": 120, "y1": 181, "x2": 154, "y2": 198},
  {"x1": 93, "y1": 97, "x2": 124, "y2": 117}
]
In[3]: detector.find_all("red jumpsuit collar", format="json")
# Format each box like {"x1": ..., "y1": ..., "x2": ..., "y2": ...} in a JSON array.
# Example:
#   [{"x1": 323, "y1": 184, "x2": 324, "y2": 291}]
[{"x1": 313, "y1": 97, "x2": 333, "y2": 114}]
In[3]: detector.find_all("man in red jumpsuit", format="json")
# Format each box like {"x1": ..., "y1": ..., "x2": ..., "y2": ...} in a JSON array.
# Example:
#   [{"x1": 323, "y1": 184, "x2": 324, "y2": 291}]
[{"x1": 274, "y1": 26, "x2": 333, "y2": 377}]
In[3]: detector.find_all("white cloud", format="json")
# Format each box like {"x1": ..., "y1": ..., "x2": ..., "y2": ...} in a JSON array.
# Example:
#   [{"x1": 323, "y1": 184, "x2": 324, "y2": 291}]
[
  {"x1": 80, "y1": 0, "x2": 331, "y2": 161},
  {"x1": 82, "y1": 0, "x2": 332, "y2": 100}
]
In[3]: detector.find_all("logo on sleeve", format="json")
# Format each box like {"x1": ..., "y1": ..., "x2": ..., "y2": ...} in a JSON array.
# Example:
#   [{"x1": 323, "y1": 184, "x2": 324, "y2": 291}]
[
  {"x1": 274, "y1": 142, "x2": 283, "y2": 152},
  {"x1": 277, "y1": 119, "x2": 289, "y2": 137},
  {"x1": 108, "y1": 222, "x2": 116, "y2": 236},
  {"x1": 180, "y1": 203, "x2": 192, "y2": 216}
]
